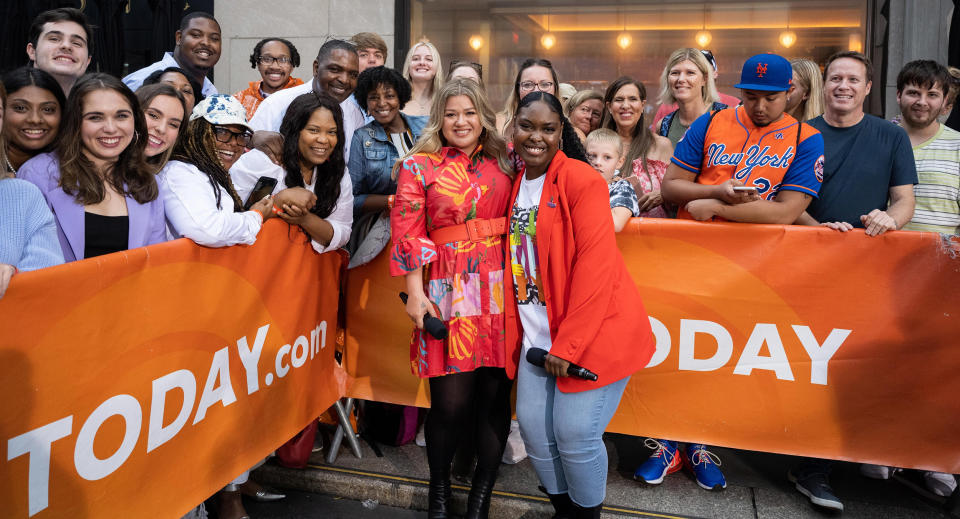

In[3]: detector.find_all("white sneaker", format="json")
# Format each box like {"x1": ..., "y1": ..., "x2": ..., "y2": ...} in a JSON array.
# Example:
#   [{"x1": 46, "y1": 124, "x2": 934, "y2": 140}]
[
  {"x1": 415, "y1": 422, "x2": 426, "y2": 447},
  {"x1": 859, "y1": 463, "x2": 895, "y2": 479},
  {"x1": 923, "y1": 471, "x2": 958, "y2": 497}
]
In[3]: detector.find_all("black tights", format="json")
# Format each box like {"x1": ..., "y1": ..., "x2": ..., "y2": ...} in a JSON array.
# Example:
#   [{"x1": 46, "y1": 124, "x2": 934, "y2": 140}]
[{"x1": 425, "y1": 367, "x2": 513, "y2": 479}]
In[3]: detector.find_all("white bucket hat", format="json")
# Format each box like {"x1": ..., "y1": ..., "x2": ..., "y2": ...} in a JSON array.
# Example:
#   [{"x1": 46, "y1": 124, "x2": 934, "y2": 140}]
[{"x1": 190, "y1": 94, "x2": 253, "y2": 133}]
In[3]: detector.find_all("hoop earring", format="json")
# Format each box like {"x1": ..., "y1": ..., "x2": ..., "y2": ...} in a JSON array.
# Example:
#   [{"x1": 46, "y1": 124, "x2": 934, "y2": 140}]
[{"x1": 133, "y1": 131, "x2": 140, "y2": 144}]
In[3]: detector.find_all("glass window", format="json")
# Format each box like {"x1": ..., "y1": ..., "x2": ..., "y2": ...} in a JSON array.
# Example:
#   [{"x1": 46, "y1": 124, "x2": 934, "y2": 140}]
[{"x1": 409, "y1": 0, "x2": 869, "y2": 111}]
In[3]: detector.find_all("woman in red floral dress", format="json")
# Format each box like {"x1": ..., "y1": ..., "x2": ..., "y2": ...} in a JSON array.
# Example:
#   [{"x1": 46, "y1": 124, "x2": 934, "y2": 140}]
[{"x1": 389, "y1": 79, "x2": 515, "y2": 519}]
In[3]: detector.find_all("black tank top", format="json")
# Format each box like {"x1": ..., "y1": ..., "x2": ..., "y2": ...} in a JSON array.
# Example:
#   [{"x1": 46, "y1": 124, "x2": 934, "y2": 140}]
[{"x1": 84, "y1": 212, "x2": 129, "y2": 259}]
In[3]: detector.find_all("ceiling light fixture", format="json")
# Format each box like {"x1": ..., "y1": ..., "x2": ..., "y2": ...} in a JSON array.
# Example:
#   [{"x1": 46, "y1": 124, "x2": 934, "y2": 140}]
[
  {"x1": 779, "y1": 8, "x2": 797, "y2": 48},
  {"x1": 695, "y1": 6, "x2": 712, "y2": 48},
  {"x1": 541, "y1": 10, "x2": 556, "y2": 49},
  {"x1": 617, "y1": 10, "x2": 632, "y2": 50}
]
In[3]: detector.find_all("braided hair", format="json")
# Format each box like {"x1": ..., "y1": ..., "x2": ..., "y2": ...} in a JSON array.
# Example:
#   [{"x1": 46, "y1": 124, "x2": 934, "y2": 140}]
[{"x1": 171, "y1": 118, "x2": 244, "y2": 211}]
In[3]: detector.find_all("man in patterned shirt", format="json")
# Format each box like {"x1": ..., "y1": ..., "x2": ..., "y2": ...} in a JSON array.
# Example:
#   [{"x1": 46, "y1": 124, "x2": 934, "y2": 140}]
[{"x1": 894, "y1": 60, "x2": 960, "y2": 236}]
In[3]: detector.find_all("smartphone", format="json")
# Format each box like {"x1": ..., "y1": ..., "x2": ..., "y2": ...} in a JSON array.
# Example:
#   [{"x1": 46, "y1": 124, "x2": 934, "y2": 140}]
[
  {"x1": 733, "y1": 186, "x2": 758, "y2": 193},
  {"x1": 243, "y1": 176, "x2": 278, "y2": 210}
]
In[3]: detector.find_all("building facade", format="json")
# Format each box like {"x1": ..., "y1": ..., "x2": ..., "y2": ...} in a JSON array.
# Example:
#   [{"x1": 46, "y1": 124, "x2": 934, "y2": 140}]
[{"x1": 212, "y1": 0, "x2": 953, "y2": 118}]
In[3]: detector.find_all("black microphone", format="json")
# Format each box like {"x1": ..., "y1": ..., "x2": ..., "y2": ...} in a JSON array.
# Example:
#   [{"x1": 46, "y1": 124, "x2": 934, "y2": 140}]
[
  {"x1": 399, "y1": 292, "x2": 448, "y2": 340},
  {"x1": 525, "y1": 348, "x2": 598, "y2": 381}
]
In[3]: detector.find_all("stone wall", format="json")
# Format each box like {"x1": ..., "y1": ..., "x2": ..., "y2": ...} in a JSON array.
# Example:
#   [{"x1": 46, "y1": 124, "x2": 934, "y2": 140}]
[
  {"x1": 883, "y1": 0, "x2": 954, "y2": 118},
  {"x1": 213, "y1": 0, "x2": 395, "y2": 95}
]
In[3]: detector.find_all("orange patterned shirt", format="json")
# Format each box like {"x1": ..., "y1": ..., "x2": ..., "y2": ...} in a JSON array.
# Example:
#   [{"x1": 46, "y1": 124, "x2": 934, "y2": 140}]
[{"x1": 233, "y1": 77, "x2": 304, "y2": 120}]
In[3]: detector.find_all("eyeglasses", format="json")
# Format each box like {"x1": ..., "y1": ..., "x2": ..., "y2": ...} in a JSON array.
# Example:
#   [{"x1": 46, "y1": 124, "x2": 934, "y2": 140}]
[
  {"x1": 212, "y1": 126, "x2": 253, "y2": 147},
  {"x1": 257, "y1": 56, "x2": 292, "y2": 66},
  {"x1": 518, "y1": 80, "x2": 554, "y2": 92},
  {"x1": 576, "y1": 104, "x2": 602, "y2": 120}
]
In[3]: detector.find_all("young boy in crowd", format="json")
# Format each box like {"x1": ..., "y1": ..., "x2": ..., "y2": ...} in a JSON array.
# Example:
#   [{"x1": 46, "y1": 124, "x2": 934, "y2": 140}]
[{"x1": 586, "y1": 129, "x2": 640, "y2": 232}]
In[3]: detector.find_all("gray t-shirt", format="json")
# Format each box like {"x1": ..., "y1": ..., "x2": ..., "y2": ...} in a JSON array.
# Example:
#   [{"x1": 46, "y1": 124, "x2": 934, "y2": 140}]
[{"x1": 806, "y1": 114, "x2": 917, "y2": 226}]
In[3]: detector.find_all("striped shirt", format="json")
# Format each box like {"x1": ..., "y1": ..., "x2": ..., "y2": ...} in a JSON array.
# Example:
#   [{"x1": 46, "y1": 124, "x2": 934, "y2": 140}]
[{"x1": 896, "y1": 123, "x2": 960, "y2": 235}]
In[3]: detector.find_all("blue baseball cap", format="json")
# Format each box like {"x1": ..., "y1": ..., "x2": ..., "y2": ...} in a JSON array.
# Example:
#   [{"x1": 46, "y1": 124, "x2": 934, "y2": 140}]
[{"x1": 735, "y1": 54, "x2": 793, "y2": 91}]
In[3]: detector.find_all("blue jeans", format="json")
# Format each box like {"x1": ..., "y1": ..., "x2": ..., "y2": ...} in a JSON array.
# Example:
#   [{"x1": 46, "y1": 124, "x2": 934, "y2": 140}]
[{"x1": 515, "y1": 355, "x2": 630, "y2": 507}]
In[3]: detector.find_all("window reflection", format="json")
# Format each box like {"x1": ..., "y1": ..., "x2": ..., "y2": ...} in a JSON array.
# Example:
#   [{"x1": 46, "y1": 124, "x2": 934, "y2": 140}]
[{"x1": 411, "y1": 0, "x2": 868, "y2": 111}]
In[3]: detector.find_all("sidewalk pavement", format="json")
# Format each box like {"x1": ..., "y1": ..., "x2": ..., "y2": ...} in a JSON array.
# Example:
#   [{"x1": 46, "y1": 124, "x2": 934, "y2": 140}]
[{"x1": 255, "y1": 430, "x2": 953, "y2": 518}]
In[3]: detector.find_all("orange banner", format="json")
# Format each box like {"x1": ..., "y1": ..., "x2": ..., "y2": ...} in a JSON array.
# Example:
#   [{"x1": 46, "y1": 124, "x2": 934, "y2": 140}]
[
  {"x1": 0, "y1": 221, "x2": 345, "y2": 518},
  {"x1": 345, "y1": 219, "x2": 960, "y2": 474}
]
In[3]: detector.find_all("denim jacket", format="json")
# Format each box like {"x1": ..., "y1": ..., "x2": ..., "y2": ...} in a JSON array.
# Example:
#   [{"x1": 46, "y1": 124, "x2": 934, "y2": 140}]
[{"x1": 348, "y1": 113, "x2": 428, "y2": 216}]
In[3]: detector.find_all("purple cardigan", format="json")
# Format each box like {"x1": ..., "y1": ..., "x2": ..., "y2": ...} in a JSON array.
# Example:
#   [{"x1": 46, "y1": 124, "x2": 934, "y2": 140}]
[{"x1": 18, "y1": 152, "x2": 167, "y2": 262}]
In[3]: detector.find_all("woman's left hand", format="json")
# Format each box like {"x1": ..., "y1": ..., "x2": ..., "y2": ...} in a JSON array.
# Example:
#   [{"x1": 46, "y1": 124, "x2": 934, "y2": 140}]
[{"x1": 544, "y1": 353, "x2": 570, "y2": 378}]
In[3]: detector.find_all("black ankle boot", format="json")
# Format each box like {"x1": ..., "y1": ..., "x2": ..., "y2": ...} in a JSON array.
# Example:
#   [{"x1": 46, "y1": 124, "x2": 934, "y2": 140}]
[
  {"x1": 547, "y1": 492, "x2": 574, "y2": 518},
  {"x1": 463, "y1": 469, "x2": 498, "y2": 519},
  {"x1": 427, "y1": 473, "x2": 452, "y2": 519},
  {"x1": 572, "y1": 501, "x2": 602, "y2": 519}
]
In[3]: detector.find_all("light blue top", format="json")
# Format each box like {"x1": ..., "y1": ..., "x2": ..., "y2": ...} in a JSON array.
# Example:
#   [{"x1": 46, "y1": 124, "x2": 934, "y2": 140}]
[{"x1": 0, "y1": 178, "x2": 64, "y2": 271}]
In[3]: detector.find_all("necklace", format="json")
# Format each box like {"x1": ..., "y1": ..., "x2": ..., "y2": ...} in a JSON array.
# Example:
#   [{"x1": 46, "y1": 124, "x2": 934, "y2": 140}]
[{"x1": 4, "y1": 155, "x2": 15, "y2": 176}]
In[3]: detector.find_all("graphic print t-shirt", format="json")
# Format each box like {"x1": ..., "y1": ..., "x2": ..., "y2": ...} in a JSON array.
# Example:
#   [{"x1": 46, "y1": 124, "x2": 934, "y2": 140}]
[{"x1": 510, "y1": 173, "x2": 551, "y2": 355}]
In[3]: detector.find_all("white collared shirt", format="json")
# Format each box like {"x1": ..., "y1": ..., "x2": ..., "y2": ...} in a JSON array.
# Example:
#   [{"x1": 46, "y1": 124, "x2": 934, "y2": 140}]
[
  {"x1": 160, "y1": 160, "x2": 262, "y2": 247},
  {"x1": 122, "y1": 52, "x2": 218, "y2": 96},
  {"x1": 230, "y1": 149, "x2": 354, "y2": 254}
]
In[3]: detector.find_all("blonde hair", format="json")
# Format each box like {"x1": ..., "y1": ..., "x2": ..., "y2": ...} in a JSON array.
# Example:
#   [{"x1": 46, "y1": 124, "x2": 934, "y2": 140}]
[
  {"x1": 790, "y1": 58, "x2": 825, "y2": 121},
  {"x1": 393, "y1": 79, "x2": 513, "y2": 179},
  {"x1": 585, "y1": 128, "x2": 622, "y2": 156},
  {"x1": 401, "y1": 42, "x2": 444, "y2": 98},
  {"x1": 558, "y1": 83, "x2": 576, "y2": 104},
  {"x1": 564, "y1": 89, "x2": 603, "y2": 117},
  {"x1": 658, "y1": 48, "x2": 719, "y2": 107}
]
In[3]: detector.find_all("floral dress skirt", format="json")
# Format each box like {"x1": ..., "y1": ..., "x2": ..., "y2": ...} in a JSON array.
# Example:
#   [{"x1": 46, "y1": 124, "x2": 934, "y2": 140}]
[{"x1": 390, "y1": 147, "x2": 513, "y2": 378}]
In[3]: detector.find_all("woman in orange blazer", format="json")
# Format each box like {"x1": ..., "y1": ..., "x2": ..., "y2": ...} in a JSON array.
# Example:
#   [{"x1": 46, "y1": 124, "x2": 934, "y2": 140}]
[{"x1": 505, "y1": 91, "x2": 655, "y2": 519}]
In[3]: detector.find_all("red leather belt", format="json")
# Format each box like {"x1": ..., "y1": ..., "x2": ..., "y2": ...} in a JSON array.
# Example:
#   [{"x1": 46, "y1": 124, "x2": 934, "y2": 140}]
[{"x1": 428, "y1": 217, "x2": 507, "y2": 244}]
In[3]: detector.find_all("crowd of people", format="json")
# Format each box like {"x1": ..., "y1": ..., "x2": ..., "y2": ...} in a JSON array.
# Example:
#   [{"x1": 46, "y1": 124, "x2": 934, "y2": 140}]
[{"x1": 1, "y1": 7, "x2": 958, "y2": 519}]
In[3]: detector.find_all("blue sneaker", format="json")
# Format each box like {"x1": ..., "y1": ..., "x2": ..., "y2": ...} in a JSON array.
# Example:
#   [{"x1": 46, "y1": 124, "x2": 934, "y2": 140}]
[
  {"x1": 633, "y1": 439, "x2": 681, "y2": 484},
  {"x1": 685, "y1": 444, "x2": 726, "y2": 490}
]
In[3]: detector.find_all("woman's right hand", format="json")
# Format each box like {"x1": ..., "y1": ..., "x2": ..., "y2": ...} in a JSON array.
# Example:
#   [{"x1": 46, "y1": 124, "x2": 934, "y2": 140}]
[
  {"x1": 251, "y1": 196, "x2": 275, "y2": 221},
  {"x1": 405, "y1": 288, "x2": 438, "y2": 330}
]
